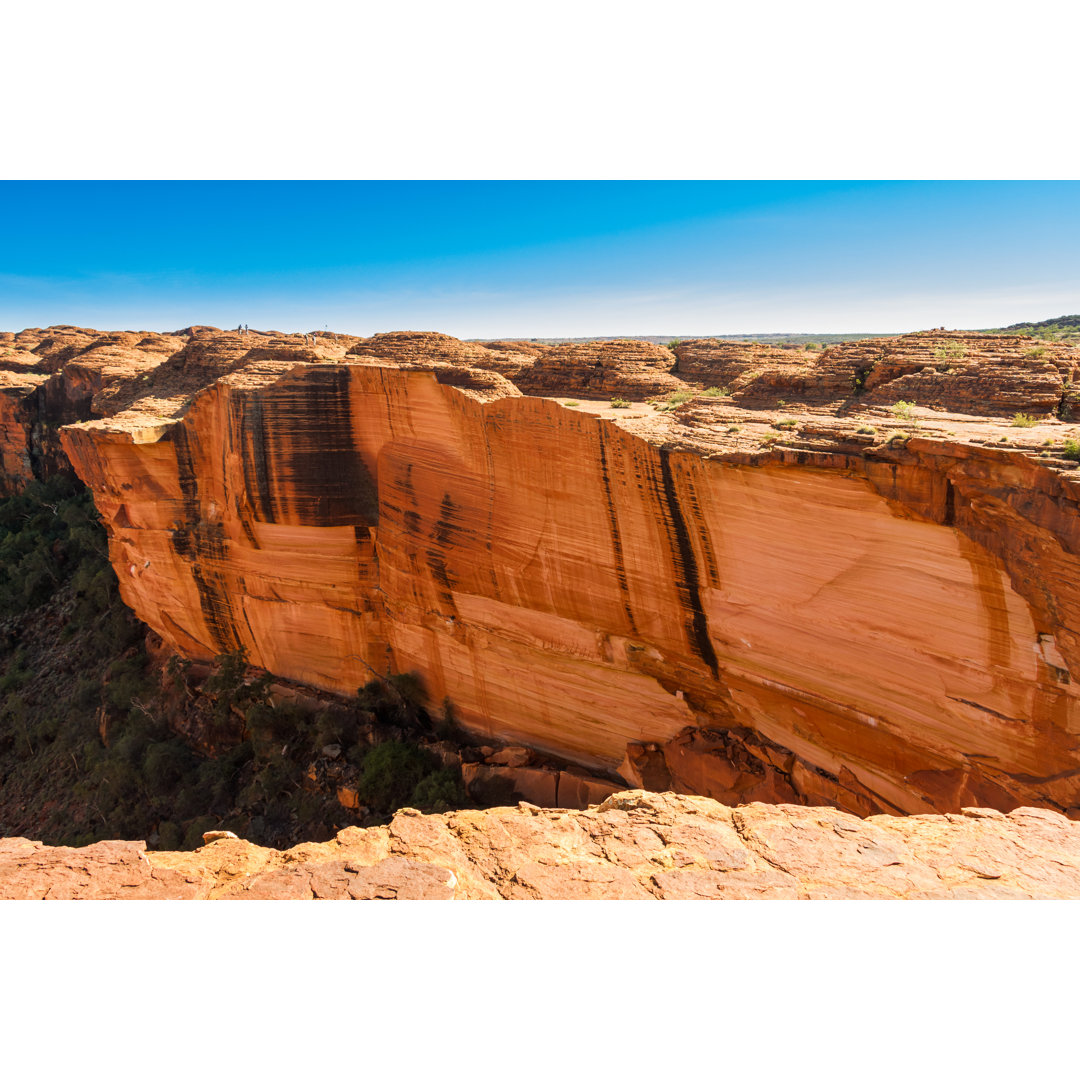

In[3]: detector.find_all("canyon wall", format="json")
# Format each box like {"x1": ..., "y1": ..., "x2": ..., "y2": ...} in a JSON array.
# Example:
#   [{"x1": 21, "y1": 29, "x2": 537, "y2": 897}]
[{"x1": 50, "y1": 330, "x2": 1080, "y2": 819}]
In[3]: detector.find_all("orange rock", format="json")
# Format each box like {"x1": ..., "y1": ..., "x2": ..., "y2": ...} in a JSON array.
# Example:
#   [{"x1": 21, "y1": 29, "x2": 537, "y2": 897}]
[
  {"x1": 461, "y1": 763, "x2": 559, "y2": 807},
  {"x1": 516, "y1": 339, "x2": 684, "y2": 400},
  {"x1": 0, "y1": 322, "x2": 1070, "y2": 821},
  {"x1": 337, "y1": 787, "x2": 360, "y2": 810},
  {"x1": 4, "y1": 793, "x2": 1080, "y2": 899},
  {"x1": 485, "y1": 746, "x2": 534, "y2": 767},
  {"x1": 556, "y1": 772, "x2": 625, "y2": 810}
]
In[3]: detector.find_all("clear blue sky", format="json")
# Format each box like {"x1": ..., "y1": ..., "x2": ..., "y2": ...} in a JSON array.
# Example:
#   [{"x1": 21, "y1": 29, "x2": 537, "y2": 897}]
[{"x1": 1, "y1": 181, "x2": 1078, "y2": 336}]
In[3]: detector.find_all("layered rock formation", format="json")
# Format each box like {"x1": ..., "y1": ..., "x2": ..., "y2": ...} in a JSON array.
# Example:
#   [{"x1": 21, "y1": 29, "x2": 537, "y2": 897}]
[
  {"x1": 515, "y1": 339, "x2": 686, "y2": 400},
  {"x1": 5, "y1": 324, "x2": 1080, "y2": 823},
  {"x1": 672, "y1": 338, "x2": 815, "y2": 393},
  {"x1": 3, "y1": 790, "x2": 1078, "y2": 899},
  {"x1": 676, "y1": 330, "x2": 1080, "y2": 415}
]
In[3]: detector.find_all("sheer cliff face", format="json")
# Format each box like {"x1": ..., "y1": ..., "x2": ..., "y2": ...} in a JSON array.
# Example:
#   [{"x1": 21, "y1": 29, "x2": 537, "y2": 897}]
[{"x1": 59, "y1": 350, "x2": 1080, "y2": 820}]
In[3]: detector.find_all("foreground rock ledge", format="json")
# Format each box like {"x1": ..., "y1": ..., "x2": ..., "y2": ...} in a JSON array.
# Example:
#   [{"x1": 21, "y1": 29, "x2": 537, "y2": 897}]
[{"x1": 3, "y1": 791, "x2": 1079, "y2": 899}]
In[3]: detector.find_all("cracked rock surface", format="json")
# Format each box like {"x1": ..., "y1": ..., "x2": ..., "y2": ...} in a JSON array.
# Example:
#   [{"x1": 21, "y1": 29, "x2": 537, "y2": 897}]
[{"x1": 3, "y1": 791, "x2": 1078, "y2": 899}]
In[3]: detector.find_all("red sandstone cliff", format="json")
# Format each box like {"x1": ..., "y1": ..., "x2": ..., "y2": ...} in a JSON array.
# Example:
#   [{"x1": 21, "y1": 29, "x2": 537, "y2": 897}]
[{"x1": 0, "y1": 324, "x2": 1062, "y2": 822}]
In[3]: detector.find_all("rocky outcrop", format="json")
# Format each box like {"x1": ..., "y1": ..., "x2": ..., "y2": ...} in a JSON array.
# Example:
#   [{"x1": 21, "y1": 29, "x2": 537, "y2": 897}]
[
  {"x1": 2, "y1": 324, "x2": 1080, "y2": 823},
  {"x1": 2, "y1": 790, "x2": 1078, "y2": 899},
  {"x1": 348, "y1": 331, "x2": 537, "y2": 382},
  {"x1": 734, "y1": 331, "x2": 1080, "y2": 415},
  {"x1": 672, "y1": 339, "x2": 816, "y2": 392},
  {"x1": 670, "y1": 331, "x2": 1080, "y2": 417},
  {"x1": 515, "y1": 339, "x2": 686, "y2": 400}
]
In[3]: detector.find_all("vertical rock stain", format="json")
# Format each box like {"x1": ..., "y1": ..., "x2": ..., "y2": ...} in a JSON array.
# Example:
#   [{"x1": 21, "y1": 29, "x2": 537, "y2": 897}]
[
  {"x1": 168, "y1": 423, "x2": 241, "y2": 654},
  {"x1": 282, "y1": 368, "x2": 378, "y2": 526},
  {"x1": 656, "y1": 445, "x2": 719, "y2": 675},
  {"x1": 597, "y1": 427, "x2": 639, "y2": 636},
  {"x1": 239, "y1": 393, "x2": 276, "y2": 524}
]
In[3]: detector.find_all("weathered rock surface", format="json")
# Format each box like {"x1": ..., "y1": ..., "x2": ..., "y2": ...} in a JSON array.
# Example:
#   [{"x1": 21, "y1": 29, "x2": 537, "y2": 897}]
[
  {"x1": 2, "y1": 791, "x2": 1078, "y2": 899},
  {"x1": 672, "y1": 338, "x2": 814, "y2": 393},
  {"x1": 515, "y1": 339, "x2": 686, "y2": 400},
  {"x1": 728, "y1": 330, "x2": 1080, "y2": 415},
  {"x1": 4, "y1": 324, "x2": 1080, "y2": 821}
]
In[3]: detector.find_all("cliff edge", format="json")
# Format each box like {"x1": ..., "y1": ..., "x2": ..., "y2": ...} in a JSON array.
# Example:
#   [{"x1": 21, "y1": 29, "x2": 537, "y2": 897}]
[{"x1": 4, "y1": 790, "x2": 1079, "y2": 899}]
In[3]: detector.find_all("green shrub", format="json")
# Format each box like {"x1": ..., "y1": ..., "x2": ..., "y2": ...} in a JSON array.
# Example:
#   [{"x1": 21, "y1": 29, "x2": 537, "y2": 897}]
[
  {"x1": 654, "y1": 390, "x2": 693, "y2": 413},
  {"x1": 773, "y1": 418, "x2": 797, "y2": 429},
  {"x1": 856, "y1": 425, "x2": 877, "y2": 435},
  {"x1": 143, "y1": 741, "x2": 195, "y2": 795},
  {"x1": 409, "y1": 768, "x2": 468, "y2": 813},
  {"x1": 609, "y1": 398, "x2": 631, "y2": 409},
  {"x1": 891, "y1": 400, "x2": 915, "y2": 420},
  {"x1": 357, "y1": 672, "x2": 426, "y2": 726},
  {"x1": 703, "y1": 386, "x2": 727, "y2": 397},
  {"x1": 357, "y1": 741, "x2": 437, "y2": 816},
  {"x1": 312, "y1": 707, "x2": 360, "y2": 751},
  {"x1": 564, "y1": 401, "x2": 580, "y2": 407},
  {"x1": 1011, "y1": 413, "x2": 1038, "y2": 427},
  {"x1": 934, "y1": 342, "x2": 967, "y2": 360},
  {"x1": 1062, "y1": 438, "x2": 1080, "y2": 461},
  {"x1": 157, "y1": 821, "x2": 184, "y2": 850}
]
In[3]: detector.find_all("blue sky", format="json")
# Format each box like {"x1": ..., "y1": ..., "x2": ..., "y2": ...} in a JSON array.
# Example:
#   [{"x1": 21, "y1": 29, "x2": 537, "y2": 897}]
[{"x1": 1, "y1": 181, "x2": 1078, "y2": 336}]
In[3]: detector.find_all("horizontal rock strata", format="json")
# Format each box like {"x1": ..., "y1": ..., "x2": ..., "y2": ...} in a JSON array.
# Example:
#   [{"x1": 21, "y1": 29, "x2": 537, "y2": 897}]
[
  {"x1": 2, "y1": 791, "x2": 1077, "y2": 899},
  {"x1": 4, "y1": 325, "x2": 1080, "y2": 820}
]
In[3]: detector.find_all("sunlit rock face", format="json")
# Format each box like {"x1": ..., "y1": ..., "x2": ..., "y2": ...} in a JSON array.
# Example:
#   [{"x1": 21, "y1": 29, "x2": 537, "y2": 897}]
[{"x1": 58, "y1": 343, "x2": 1080, "y2": 820}]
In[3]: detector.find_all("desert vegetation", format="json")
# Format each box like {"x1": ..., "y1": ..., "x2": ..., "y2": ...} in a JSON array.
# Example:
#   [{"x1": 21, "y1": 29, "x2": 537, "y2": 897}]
[
  {"x1": 653, "y1": 390, "x2": 694, "y2": 412},
  {"x1": 989, "y1": 315, "x2": 1080, "y2": 343}
]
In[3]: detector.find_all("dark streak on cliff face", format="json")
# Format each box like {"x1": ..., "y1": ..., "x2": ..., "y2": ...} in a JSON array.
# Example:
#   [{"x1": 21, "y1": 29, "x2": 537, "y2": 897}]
[
  {"x1": 597, "y1": 427, "x2": 639, "y2": 637},
  {"x1": 282, "y1": 368, "x2": 379, "y2": 526},
  {"x1": 943, "y1": 479, "x2": 956, "y2": 527},
  {"x1": 427, "y1": 493, "x2": 459, "y2": 614},
  {"x1": 479, "y1": 411, "x2": 503, "y2": 603},
  {"x1": 680, "y1": 469, "x2": 722, "y2": 591},
  {"x1": 239, "y1": 393, "x2": 276, "y2": 524},
  {"x1": 657, "y1": 446, "x2": 719, "y2": 676},
  {"x1": 169, "y1": 423, "x2": 241, "y2": 653}
]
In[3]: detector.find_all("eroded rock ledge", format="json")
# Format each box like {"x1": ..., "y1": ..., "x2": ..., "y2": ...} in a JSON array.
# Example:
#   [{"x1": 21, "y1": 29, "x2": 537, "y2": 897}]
[{"x1": 2, "y1": 791, "x2": 1078, "y2": 899}]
